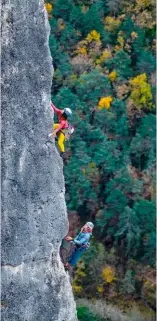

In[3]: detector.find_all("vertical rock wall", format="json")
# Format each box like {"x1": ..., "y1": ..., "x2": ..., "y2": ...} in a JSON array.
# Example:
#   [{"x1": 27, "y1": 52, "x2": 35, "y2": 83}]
[{"x1": 1, "y1": 1, "x2": 77, "y2": 320}]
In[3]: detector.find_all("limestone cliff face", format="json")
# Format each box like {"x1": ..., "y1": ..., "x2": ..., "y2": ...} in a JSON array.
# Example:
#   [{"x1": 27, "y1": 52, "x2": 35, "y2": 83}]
[{"x1": 1, "y1": 1, "x2": 77, "y2": 320}]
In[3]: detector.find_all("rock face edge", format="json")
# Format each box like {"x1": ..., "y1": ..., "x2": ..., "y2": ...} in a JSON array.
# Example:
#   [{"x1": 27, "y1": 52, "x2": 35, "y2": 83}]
[{"x1": 1, "y1": 1, "x2": 77, "y2": 320}]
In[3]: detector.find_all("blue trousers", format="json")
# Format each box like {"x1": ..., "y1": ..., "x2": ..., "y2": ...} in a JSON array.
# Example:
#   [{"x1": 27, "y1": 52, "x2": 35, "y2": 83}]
[{"x1": 68, "y1": 247, "x2": 87, "y2": 266}]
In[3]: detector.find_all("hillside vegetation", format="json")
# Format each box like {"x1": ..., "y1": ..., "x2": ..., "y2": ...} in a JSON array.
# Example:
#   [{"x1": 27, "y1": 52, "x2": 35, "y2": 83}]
[{"x1": 45, "y1": 0, "x2": 156, "y2": 319}]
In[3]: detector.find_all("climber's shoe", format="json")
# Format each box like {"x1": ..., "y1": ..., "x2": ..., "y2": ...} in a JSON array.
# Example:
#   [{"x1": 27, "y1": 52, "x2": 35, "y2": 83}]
[
  {"x1": 60, "y1": 152, "x2": 66, "y2": 159},
  {"x1": 48, "y1": 133, "x2": 52, "y2": 138}
]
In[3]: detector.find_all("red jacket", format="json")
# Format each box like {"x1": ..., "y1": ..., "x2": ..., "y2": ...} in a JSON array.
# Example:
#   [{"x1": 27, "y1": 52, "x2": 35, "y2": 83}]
[{"x1": 51, "y1": 103, "x2": 68, "y2": 133}]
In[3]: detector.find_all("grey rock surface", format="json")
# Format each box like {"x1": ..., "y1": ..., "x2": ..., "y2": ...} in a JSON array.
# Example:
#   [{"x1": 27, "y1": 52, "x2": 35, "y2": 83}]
[{"x1": 1, "y1": 1, "x2": 77, "y2": 320}]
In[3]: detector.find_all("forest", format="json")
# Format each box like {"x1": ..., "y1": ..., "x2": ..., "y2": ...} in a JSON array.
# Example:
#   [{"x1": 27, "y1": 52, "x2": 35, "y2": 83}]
[{"x1": 45, "y1": 0, "x2": 156, "y2": 320}]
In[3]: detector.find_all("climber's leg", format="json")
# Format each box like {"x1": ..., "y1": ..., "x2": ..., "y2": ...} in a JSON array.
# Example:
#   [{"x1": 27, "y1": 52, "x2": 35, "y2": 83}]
[
  {"x1": 68, "y1": 249, "x2": 83, "y2": 267},
  {"x1": 48, "y1": 124, "x2": 66, "y2": 156},
  {"x1": 68, "y1": 242, "x2": 76, "y2": 260},
  {"x1": 68, "y1": 245, "x2": 87, "y2": 267},
  {"x1": 53, "y1": 123, "x2": 60, "y2": 130},
  {"x1": 48, "y1": 123, "x2": 60, "y2": 137},
  {"x1": 60, "y1": 248, "x2": 67, "y2": 265},
  {"x1": 57, "y1": 132, "x2": 65, "y2": 153},
  {"x1": 60, "y1": 239, "x2": 72, "y2": 265}
]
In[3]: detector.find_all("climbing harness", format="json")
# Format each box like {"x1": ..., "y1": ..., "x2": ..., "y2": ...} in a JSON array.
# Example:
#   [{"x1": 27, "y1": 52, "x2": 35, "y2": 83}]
[{"x1": 60, "y1": 124, "x2": 74, "y2": 141}]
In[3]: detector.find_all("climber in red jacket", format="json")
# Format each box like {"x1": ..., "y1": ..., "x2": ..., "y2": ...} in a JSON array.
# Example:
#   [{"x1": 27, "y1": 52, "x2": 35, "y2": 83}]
[{"x1": 49, "y1": 102, "x2": 73, "y2": 157}]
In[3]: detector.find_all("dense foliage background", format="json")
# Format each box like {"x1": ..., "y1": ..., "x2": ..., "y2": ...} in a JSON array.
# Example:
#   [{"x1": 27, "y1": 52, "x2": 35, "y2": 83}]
[{"x1": 45, "y1": 0, "x2": 156, "y2": 319}]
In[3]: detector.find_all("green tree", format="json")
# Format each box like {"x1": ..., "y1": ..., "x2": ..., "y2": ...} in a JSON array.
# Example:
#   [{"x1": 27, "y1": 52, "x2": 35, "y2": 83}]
[
  {"x1": 56, "y1": 53, "x2": 72, "y2": 78},
  {"x1": 134, "y1": 200, "x2": 155, "y2": 234},
  {"x1": 75, "y1": 70, "x2": 112, "y2": 105},
  {"x1": 69, "y1": 6, "x2": 85, "y2": 30},
  {"x1": 133, "y1": 199, "x2": 156, "y2": 265},
  {"x1": 77, "y1": 306, "x2": 102, "y2": 321},
  {"x1": 53, "y1": 87, "x2": 80, "y2": 110},
  {"x1": 60, "y1": 23, "x2": 79, "y2": 49},
  {"x1": 82, "y1": 5, "x2": 104, "y2": 36},
  {"x1": 107, "y1": 0, "x2": 123, "y2": 15},
  {"x1": 106, "y1": 50, "x2": 132, "y2": 79},
  {"x1": 130, "y1": 114, "x2": 156, "y2": 170},
  {"x1": 115, "y1": 206, "x2": 141, "y2": 257},
  {"x1": 49, "y1": 34, "x2": 59, "y2": 63},
  {"x1": 120, "y1": 270, "x2": 136, "y2": 295},
  {"x1": 121, "y1": 17, "x2": 135, "y2": 39},
  {"x1": 47, "y1": 0, "x2": 156, "y2": 303},
  {"x1": 132, "y1": 29, "x2": 146, "y2": 56},
  {"x1": 136, "y1": 51, "x2": 156, "y2": 75},
  {"x1": 53, "y1": 0, "x2": 73, "y2": 21}
]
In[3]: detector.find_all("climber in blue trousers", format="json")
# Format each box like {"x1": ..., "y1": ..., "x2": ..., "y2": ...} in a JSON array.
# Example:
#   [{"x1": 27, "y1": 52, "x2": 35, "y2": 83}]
[{"x1": 64, "y1": 222, "x2": 94, "y2": 269}]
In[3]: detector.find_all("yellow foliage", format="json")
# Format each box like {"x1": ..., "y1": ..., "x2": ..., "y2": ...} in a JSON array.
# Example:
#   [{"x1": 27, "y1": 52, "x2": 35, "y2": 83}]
[
  {"x1": 114, "y1": 45, "x2": 122, "y2": 52},
  {"x1": 123, "y1": 0, "x2": 153, "y2": 15},
  {"x1": 97, "y1": 285, "x2": 104, "y2": 293},
  {"x1": 114, "y1": 34, "x2": 124, "y2": 51},
  {"x1": 96, "y1": 49, "x2": 112, "y2": 64},
  {"x1": 77, "y1": 47, "x2": 87, "y2": 55},
  {"x1": 117, "y1": 36, "x2": 124, "y2": 47},
  {"x1": 57, "y1": 19, "x2": 66, "y2": 31},
  {"x1": 76, "y1": 270, "x2": 86, "y2": 278},
  {"x1": 142, "y1": 279, "x2": 156, "y2": 306},
  {"x1": 73, "y1": 261, "x2": 86, "y2": 283},
  {"x1": 82, "y1": 162, "x2": 99, "y2": 183},
  {"x1": 72, "y1": 261, "x2": 86, "y2": 295},
  {"x1": 98, "y1": 96, "x2": 113, "y2": 110},
  {"x1": 71, "y1": 74, "x2": 77, "y2": 81},
  {"x1": 72, "y1": 284, "x2": 83, "y2": 295},
  {"x1": 123, "y1": 2, "x2": 134, "y2": 14},
  {"x1": 119, "y1": 14, "x2": 126, "y2": 21},
  {"x1": 131, "y1": 32, "x2": 138, "y2": 39},
  {"x1": 102, "y1": 49, "x2": 112, "y2": 59},
  {"x1": 86, "y1": 30, "x2": 101, "y2": 42},
  {"x1": 102, "y1": 49, "x2": 112, "y2": 60},
  {"x1": 133, "y1": 0, "x2": 155, "y2": 28},
  {"x1": 129, "y1": 73, "x2": 153, "y2": 109},
  {"x1": 89, "y1": 162, "x2": 96, "y2": 168},
  {"x1": 136, "y1": 0, "x2": 151, "y2": 9},
  {"x1": 45, "y1": 2, "x2": 53, "y2": 13},
  {"x1": 82, "y1": 168, "x2": 86, "y2": 174},
  {"x1": 59, "y1": 24, "x2": 65, "y2": 31},
  {"x1": 96, "y1": 59, "x2": 101, "y2": 65},
  {"x1": 102, "y1": 266, "x2": 116, "y2": 283},
  {"x1": 108, "y1": 70, "x2": 117, "y2": 82},
  {"x1": 105, "y1": 16, "x2": 121, "y2": 32}
]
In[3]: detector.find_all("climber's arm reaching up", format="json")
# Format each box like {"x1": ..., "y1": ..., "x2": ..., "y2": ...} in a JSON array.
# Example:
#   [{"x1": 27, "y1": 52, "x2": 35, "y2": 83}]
[{"x1": 51, "y1": 102, "x2": 62, "y2": 115}]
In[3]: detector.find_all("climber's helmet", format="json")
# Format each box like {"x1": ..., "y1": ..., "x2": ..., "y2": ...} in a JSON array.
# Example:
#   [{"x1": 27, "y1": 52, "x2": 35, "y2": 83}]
[
  {"x1": 86, "y1": 222, "x2": 94, "y2": 230},
  {"x1": 63, "y1": 108, "x2": 72, "y2": 117}
]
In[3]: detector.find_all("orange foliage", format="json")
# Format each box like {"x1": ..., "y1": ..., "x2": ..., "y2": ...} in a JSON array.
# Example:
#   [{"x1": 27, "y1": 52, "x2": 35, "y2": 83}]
[
  {"x1": 98, "y1": 96, "x2": 113, "y2": 109},
  {"x1": 45, "y1": 2, "x2": 53, "y2": 13}
]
